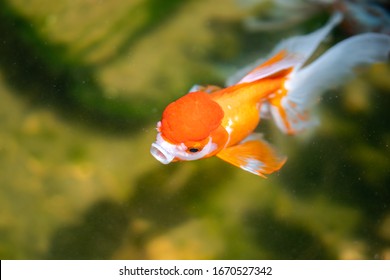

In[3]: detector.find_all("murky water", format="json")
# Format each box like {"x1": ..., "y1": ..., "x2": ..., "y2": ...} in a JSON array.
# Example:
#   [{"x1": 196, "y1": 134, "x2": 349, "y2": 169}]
[{"x1": 0, "y1": 0, "x2": 389, "y2": 259}]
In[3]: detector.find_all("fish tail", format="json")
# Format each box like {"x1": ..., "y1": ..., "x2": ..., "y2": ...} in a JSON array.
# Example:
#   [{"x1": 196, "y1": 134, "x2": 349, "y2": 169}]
[
  {"x1": 268, "y1": 15, "x2": 390, "y2": 134},
  {"x1": 226, "y1": 13, "x2": 342, "y2": 87}
]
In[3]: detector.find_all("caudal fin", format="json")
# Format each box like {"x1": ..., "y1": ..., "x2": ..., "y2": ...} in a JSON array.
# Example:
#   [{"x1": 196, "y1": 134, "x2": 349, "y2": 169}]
[
  {"x1": 227, "y1": 13, "x2": 390, "y2": 135},
  {"x1": 287, "y1": 33, "x2": 390, "y2": 107},
  {"x1": 265, "y1": 10, "x2": 390, "y2": 134},
  {"x1": 226, "y1": 13, "x2": 342, "y2": 86},
  {"x1": 272, "y1": 32, "x2": 390, "y2": 134}
]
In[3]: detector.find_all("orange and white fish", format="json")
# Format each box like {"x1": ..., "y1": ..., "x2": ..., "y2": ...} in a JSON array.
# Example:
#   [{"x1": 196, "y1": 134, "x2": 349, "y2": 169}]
[{"x1": 150, "y1": 13, "x2": 390, "y2": 177}]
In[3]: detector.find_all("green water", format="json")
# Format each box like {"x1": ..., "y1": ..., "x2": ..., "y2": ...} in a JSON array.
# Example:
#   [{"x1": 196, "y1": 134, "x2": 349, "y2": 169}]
[{"x1": 0, "y1": 0, "x2": 389, "y2": 260}]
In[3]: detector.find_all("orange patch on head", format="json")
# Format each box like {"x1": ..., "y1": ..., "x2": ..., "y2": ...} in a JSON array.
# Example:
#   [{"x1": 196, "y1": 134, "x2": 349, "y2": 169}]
[{"x1": 161, "y1": 91, "x2": 224, "y2": 143}]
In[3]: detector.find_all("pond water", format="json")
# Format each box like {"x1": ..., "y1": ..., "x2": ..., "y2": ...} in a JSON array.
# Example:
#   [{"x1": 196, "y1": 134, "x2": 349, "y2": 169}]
[{"x1": 0, "y1": 0, "x2": 389, "y2": 259}]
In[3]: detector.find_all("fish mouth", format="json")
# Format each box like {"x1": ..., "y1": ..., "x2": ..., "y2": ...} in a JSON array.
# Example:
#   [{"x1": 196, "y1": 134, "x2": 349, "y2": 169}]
[{"x1": 150, "y1": 143, "x2": 175, "y2": 164}]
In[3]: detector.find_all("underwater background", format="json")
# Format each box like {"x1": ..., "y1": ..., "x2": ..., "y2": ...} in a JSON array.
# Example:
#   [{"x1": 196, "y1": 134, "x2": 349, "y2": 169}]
[{"x1": 0, "y1": 0, "x2": 389, "y2": 260}]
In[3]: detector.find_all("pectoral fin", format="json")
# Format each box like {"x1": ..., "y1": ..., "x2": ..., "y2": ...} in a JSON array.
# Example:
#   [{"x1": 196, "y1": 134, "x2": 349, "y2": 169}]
[{"x1": 216, "y1": 134, "x2": 286, "y2": 177}]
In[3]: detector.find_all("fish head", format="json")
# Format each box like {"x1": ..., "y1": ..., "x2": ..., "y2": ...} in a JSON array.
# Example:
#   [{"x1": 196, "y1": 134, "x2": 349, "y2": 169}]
[{"x1": 150, "y1": 91, "x2": 228, "y2": 164}]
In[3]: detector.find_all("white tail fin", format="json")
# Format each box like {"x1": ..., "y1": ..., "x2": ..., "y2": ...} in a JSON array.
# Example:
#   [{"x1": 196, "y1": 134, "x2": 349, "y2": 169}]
[
  {"x1": 287, "y1": 33, "x2": 390, "y2": 107},
  {"x1": 268, "y1": 15, "x2": 390, "y2": 134},
  {"x1": 226, "y1": 13, "x2": 342, "y2": 87},
  {"x1": 271, "y1": 12, "x2": 343, "y2": 71},
  {"x1": 272, "y1": 32, "x2": 390, "y2": 134}
]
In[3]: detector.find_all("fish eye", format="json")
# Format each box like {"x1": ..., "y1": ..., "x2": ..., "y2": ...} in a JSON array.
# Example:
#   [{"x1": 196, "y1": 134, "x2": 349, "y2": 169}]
[{"x1": 188, "y1": 148, "x2": 199, "y2": 153}]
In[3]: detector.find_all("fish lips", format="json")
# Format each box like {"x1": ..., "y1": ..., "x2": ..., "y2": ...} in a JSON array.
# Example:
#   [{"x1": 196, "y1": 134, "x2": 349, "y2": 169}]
[{"x1": 150, "y1": 142, "x2": 175, "y2": 164}]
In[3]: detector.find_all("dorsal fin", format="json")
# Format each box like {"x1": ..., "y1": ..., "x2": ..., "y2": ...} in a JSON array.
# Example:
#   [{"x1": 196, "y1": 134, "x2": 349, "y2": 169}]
[
  {"x1": 227, "y1": 13, "x2": 343, "y2": 86},
  {"x1": 270, "y1": 12, "x2": 342, "y2": 71},
  {"x1": 188, "y1": 84, "x2": 222, "y2": 94},
  {"x1": 237, "y1": 51, "x2": 302, "y2": 85}
]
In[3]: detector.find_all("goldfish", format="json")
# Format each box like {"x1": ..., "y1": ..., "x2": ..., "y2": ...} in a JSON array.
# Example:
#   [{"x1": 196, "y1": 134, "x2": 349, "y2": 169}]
[{"x1": 150, "y1": 13, "x2": 390, "y2": 177}]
